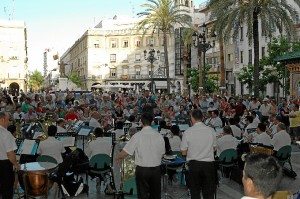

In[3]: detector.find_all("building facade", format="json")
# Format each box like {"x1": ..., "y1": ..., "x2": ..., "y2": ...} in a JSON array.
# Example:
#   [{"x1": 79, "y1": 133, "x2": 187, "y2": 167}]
[{"x1": 0, "y1": 19, "x2": 28, "y2": 95}]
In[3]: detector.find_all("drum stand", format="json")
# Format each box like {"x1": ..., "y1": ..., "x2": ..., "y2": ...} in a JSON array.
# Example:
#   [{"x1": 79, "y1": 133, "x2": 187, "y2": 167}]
[{"x1": 162, "y1": 164, "x2": 173, "y2": 199}]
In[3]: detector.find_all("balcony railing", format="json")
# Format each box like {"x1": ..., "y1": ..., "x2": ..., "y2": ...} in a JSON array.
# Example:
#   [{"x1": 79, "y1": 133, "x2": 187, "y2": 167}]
[{"x1": 104, "y1": 74, "x2": 152, "y2": 80}]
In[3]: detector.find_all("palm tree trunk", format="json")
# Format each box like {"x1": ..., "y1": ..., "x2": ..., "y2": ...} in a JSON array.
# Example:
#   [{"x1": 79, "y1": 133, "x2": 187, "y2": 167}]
[
  {"x1": 198, "y1": 42, "x2": 203, "y2": 95},
  {"x1": 253, "y1": 10, "x2": 260, "y2": 97},
  {"x1": 183, "y1": 45, "x2": 188, "y2": 88},
  {"x1": 219, "y1": 36, "x2": 225, "y2": 87},
  {"x1": 163, "y1": 31, "x2": 170, "y2": 93}
]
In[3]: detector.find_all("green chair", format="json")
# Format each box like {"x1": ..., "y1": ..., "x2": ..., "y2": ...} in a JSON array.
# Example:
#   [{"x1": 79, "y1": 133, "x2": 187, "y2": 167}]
[
  {"x1": 275, "y1": 145, "x2": 294, "y2": 171},
  {"x1": 218, "y1": 148, "x2": 238, "y2": 177},
  {"x1": 123, "y1": 177, "x2": 137, "y2": 199},
  {"x1": 36, "y1": 155, "x2": 58, "y2": 164},
  {"x1": 89, "y1": 154, "x2": 116, "y2": 193}
]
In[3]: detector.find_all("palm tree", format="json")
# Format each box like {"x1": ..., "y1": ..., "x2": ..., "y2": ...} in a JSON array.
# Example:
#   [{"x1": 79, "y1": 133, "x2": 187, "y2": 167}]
[
  {"x1": 182, "y1": 28, "x2": 195, "y2": 93},
  {"x1": 208, "y1": 0, "x2": 299, "y2": 97},
  {"x1": 137, "y1": 0, "x2": 191, "y2": 93}
]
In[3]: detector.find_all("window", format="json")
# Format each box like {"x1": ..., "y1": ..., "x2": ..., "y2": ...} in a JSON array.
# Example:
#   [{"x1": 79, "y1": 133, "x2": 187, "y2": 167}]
[
  {"x1": 149, "y1": 38, "x2": 154, "y2": 46},
  {"x1": 110, "y1": 54, "x2": 116, "y2": 63},
  {"x1": 94, "y1": 40, "x2": 99, "y2": 48},
  {"x1": 227, "y1": 54, "x2": 233, "y2": 62},
  {"x1": 111, "y1": 40, "x2": 116, "y2": 48},
  {"x1": 121, "y1": 54, "x2": 128, "y2": 62},
  {"x1": 240, "y1": 27, "x2": 243, "y2": 41},
  {"x1": 136, "y1": 40, "x2": 141, "y2": 47},
  {"x1": 123, "y1": 40, "x2": 129, "y2": 48},
  {"x1": 110, "y1": 68, "x2": 116, "y2": 77},
  {"x1": 261, "y1": 47, "x2": 265, "y2": 57},
  {"x1": 240, "y1": 51, "x2": 244, "y2": 64},
  {"x1": 135, "y1": 54, "x2": 141, "y2": 62},
  {"x1": 160, "y1": 52, "x2": 165, "y2": 61},
  {"x1": 249, "y1": 50, "x2": 253, "y2": 64}
]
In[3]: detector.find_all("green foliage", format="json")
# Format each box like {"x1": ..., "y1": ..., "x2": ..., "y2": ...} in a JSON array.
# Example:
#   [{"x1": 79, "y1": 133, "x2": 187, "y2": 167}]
[
  {"x1": 187, "y1": 64, "x2": 219, "y2": 93},
  {"x1": 28, "y1": 70, "x2": 44, "y2": 92},
  {"x1": 69, "y1": 73, "x2": 82, "y2": 87}
]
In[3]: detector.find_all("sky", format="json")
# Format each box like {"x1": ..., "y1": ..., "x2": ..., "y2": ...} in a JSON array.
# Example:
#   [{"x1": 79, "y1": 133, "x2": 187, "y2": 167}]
[{"x1": 0, "y1": 0, "x2": 206, "y2": 72}]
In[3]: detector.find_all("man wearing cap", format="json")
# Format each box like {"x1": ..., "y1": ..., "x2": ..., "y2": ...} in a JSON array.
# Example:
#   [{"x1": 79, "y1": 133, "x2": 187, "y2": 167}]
[{"x1": 259, "y1": 98, "x2": 272, "y2": 124}]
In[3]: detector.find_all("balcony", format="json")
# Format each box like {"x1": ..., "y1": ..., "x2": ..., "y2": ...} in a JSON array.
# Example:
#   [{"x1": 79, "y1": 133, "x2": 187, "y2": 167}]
[{"x1": 104, "y1": 74, "x2": 151, "y2": 80}]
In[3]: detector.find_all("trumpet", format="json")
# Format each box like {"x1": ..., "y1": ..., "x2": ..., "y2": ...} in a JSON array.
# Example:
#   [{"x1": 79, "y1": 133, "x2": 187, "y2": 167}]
[{"x1": 87, "y1": 133, "x2": 96, "y2": 144}]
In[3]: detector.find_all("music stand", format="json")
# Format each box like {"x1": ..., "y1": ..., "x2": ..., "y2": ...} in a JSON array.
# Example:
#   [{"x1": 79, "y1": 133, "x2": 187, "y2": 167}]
[
  {"x1": 56, "y1": 133, "x2": 76, "y2": 148},
  {"x1": 16, "y1": 138, "x2": 40, "y2": 156},
  {"x1": 77, "y1": 126, "x2": 94, "y2": 152}
]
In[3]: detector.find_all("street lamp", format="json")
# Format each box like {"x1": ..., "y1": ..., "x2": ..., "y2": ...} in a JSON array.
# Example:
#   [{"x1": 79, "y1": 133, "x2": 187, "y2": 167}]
[
  {"x1": 192, "y1": 23, "x2": 216, "y2": 95},
  {"x1": 144, "y1": 48, "x2": 160, "y2": 92}
]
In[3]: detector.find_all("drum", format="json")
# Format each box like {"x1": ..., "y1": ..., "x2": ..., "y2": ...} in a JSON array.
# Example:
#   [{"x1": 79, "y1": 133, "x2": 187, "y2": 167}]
[
  {"x1": 249, "y1": 145, "x2": 273, "y2": 155},
  {"x1": 122, "y1": 156, "x2": 135, "y2": 182},
  {"x1": 18, "y1": 162, "x2": 57, "y2": 197}
]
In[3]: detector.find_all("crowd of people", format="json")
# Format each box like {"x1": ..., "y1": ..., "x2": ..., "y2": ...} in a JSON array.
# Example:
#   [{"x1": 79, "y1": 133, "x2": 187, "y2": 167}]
[{"x1": 0, "y1": 86, "x2": 296, "y2": 199}]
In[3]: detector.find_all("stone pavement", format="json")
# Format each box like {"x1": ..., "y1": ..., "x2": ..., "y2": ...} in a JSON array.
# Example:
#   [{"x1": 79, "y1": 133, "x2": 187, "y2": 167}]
[{"x1": 14, "y1": 145, "x2": 300, "y2": 199}]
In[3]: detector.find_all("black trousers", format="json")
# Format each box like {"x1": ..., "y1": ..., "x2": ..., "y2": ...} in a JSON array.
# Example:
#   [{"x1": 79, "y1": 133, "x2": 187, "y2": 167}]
[
  {"x1": 135, "y1": 165, "x2": 161, "y2": 199},
  {"x1": 188, "y1": 160, "x2": 216, "y2": 199},
  {"x1": 0, "y1": 160, "x2": 15, "y2": 199}
]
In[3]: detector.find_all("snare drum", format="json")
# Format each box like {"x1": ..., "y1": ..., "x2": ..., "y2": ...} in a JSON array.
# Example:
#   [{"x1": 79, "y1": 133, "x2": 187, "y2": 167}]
[{"x1": 18, "y1": 162, "x2": 57, "y2": 197}]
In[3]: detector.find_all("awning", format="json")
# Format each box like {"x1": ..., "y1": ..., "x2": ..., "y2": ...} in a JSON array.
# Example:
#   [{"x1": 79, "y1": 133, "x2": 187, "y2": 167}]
[{"x1": 154, "y1": 81, "x2": 167, "y2": 89}]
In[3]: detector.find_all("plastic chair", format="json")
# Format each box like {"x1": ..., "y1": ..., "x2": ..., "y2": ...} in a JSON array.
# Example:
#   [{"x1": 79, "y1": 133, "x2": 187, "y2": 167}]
[
  {"x1": 123, "y1": 177, "x2": 137, "y2": 199},
  {"x1": 37, "y1": 155, "x2": 58, "y2": 164},
  {"x1": 275, "y1": 145, "x2": 294, "y2": 174},
  {"x1": 89, "y1": 154, "x2": 116, "y2": 193},
  {"x1": 218, "y1": 148, "x2": 238, "y2": 177}
]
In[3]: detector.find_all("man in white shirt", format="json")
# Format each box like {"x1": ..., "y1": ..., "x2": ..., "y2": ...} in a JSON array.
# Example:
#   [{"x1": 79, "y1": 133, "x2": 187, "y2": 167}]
[
  {"x1": 85, "y1": 127, "x2": 112, "y2": 158},
  {"x1": 37, "y1": 125, "x2": 65, "y2": 163},
  {"x1": 56, "y1": 118, "x2": 67, "y2": 133},
  {"x1": 228, "y1": 118, "x2": 242, "y2": 138},
  {"x1": 241, "y1": 153, "x2": 282, "y2": 199},
  {"x1": 210, "y1": 110, "x2": 223, "y2": 128},
  {"x1": 216, "y1": 126, "x2": 238, "y2": 157},
  {"x1": 116, "y1": 112, "x2": 165, "y2": 199},
  {"x1": 181, "y1": 109, "x2": 216, "y2": 199},
  {"x1": 244, "y1": 116, "x2": 258, "y2": 137},
  {"x1": 252, "y1": 123, "x2": 272, "y2": 146},
  {"x1": 271, "y1": 123, "x2": 291, "y2": 152},
  {"x1": 259, "y1": 98, "x2": 272, "y2": 123},
  {"x1": 89, "y1": 111, "x2": 101, "y2": 128}
]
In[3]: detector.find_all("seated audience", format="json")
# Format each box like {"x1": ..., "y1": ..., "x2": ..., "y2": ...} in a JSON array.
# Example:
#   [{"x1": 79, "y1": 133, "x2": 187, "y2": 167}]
[{"x1": 271, "y1": 123, "x2": 291, "y2": 152}]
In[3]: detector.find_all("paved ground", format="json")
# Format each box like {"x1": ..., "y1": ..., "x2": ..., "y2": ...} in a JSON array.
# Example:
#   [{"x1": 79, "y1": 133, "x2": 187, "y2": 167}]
[{"x1": 14, "y1": 144, "x2": 300, "y2": 199}]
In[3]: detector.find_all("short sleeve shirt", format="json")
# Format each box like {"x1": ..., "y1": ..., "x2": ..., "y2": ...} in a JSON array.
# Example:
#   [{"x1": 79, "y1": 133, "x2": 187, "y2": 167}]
[
  {"x1": 0, "y1": 125, "x2": 17, "y2": 160},
  {"x1": 123, "y1": 126, "x2": 165, "y2": 167},
  {"x1": 181, "y1": 122, "x2": 216, "y2": 162}
]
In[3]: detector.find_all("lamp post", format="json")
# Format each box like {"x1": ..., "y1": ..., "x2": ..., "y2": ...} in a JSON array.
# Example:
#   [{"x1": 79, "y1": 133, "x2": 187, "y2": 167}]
[
  {"x1": 144, "y1": 49, "x2": 160, "y2": 92},
  {"x1": 192, "y1": 23, "x2": 216, "y2": 95}
]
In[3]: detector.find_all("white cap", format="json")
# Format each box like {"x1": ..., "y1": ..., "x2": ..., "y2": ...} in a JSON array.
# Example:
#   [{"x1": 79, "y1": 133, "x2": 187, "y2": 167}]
[{"x1": 263, "y1": 98, "x2": 269, "y2": 102}]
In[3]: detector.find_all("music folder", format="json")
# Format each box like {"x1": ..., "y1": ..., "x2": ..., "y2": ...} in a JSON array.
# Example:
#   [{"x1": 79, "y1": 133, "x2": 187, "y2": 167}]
[
  {"x1": 56, "y1": 136, "x2": 75, "y2": 147},
  {"x1": 17, "y1": 139, "x2": 39, "y2": 155},
  {"x1": 77, "y1": 126, "x2": 94, "y2": 136}
]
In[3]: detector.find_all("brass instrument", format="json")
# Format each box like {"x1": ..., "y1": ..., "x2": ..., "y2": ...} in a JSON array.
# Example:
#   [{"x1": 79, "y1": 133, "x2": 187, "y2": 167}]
[
  {"x1": 36, "y1": 133, "x2": 48, "y2": 141},
  {"x1": 87, "y1": 133, "x2": 96, "y2": 144}
]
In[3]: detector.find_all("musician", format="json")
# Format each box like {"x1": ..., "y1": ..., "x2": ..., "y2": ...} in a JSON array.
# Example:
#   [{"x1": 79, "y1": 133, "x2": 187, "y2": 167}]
[
  {"x1": 204, "y1": 110, "x2": 213, "y2": 126},
  {"x1": 124, "y1": 115, "x2": 138, "y2": 128},
  {"x1": 116, "y1": 112, "x2": 165, "y2": 199},
  {"x1": 251, "y1": 123, "x2": 272, "y2": 146},
  {"x1": 139, "y1": 88, "x2": 156, "y2": 115},
  {"x1": 37, "y1": 125, "x2": 65, "y2": 163},
  {"x1": 168, "y1": 125, "x2": 181, "y2": 151},
  {"x1": 23, "y1": 107, "x2": 38, "y2": 124},
  {"x1": 0, "y1": 112, "x2": 19, "y2": 199},
  {"x1": 267, "y1": 114, "x2": 280, "y2": 137},
  {"x1": 228, "y1": 118, "x2": 242, "y2": 139},
  {"x1": 56, "y1": 118, "x2": 67, "y2": 133},
  {"x1": 210, "y1": 110, "x2": 223, "y2": 128},
  {"x1": 271, "y1": 123, "x2": 291, "y2": 152},
  {"x1": 216, "y1": 126, "x2": 238, "y2": 157},
  {"x1": 244, "y1": 116, "x2": 258, "y2": 137},
  {"x1": 181, "y1": 109, "x2": 216, "y2": 199},
  {"x1": 259, "y1": 98, "x2": 272, "y2": 124},
  {"x1": 85, "y1": 127, "x2": 111, "y2": 158},
  {"x1": 242, "y1": 153, "x2": 282, "y2": 199},
  {"x1": 89, "y1": 111, "x2": 101, "y2": 128}
]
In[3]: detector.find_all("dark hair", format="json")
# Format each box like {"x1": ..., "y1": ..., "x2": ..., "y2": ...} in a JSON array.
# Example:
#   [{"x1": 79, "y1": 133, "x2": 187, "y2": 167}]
[
  {"x1": 212, "y1": 110, "x2": 219, "y2": 116},
  {"x1": 228, "y1": 118, "x2": 236, "y2": 125},
  {"x1": 48, "y1": 125, "x2": 57, "y2": 137},
  {"x1": 223, "y1": 126, "x2": 233, "y2": 135},
  {"x1": 277, "y1": 122, "x2": 286, "y2": 131},
  {"x1": 141, "y1": 112, "x2": 153, "y2": 126},
  {"x1": 295, "y1": 104, "x2": 299, "y2": 109},
  {"x1": 160, "y1": 120, "x2": 167, "y2": 129},
  {"x1": 170, "y1": 125, "x2": 180, "y2": 136},
  {"x1": 116, "y1": 121, "x2": 124, "y2": 129},
  {"x1": 56, "y1": 119, "x2": 64, "y2": 126},
  {"x1": 245, "y1": 115, "x2": 253, "y2": 123},
  {"x1": 257, "y1": 123, "x2": 266, "y2": 132},
  {"x1": 7, "y1": 124, "x2": 16, "y2": 135},
  {"x1": 128, "y1": 115, "x2": 135, "y2": 122},
  {"x1": 191, "y1": 109, "x2": 203, "y2": 121},
  {"x1": 244, "y1": 153, "x2": 282, "y2": 198},
  {"x1": 94, "y1": 127, "x2": 104, "y2": 137}
]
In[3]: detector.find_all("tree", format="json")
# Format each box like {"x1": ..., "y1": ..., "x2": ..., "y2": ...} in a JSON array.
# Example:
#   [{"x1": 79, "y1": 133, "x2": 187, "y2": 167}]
[
  {"x1": 68, "y1": 73, "x2": 82, "y2": 87},
  {"x1": 208, "y1": 0, "x2": 299, "y2": 97},
  {"x1": 187, "y1": 64, "x2": 219, "y2": 94},
  {"x1": 28, "y1": 70, "x2": 44, "y2": 92},
  {"x1": 137, "y1": 0, "x2": 191, "y2": 93}
]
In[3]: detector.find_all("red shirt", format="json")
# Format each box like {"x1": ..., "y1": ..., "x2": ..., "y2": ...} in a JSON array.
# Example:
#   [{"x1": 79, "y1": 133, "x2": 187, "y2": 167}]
[{"x1": 64, "y1": 113, "x2": 79, "y2": 121}]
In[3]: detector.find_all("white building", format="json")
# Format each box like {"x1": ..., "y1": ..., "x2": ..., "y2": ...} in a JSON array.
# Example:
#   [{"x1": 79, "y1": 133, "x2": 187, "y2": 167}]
[{"x1": 0, "y1": 19, "x2": 28, "y2": 94}]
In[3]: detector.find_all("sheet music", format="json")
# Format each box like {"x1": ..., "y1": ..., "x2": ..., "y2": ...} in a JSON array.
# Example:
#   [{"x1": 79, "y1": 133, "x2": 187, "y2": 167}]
[
  {"x1": 77, "y1": 128, "x2": 92, "y2": 136},
  {"x1": 18, "y1": 139, "x2": 38, "y2": 155},
  {"x1": 56, "y1": 137, "x2": 75, "y2": 147}
]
